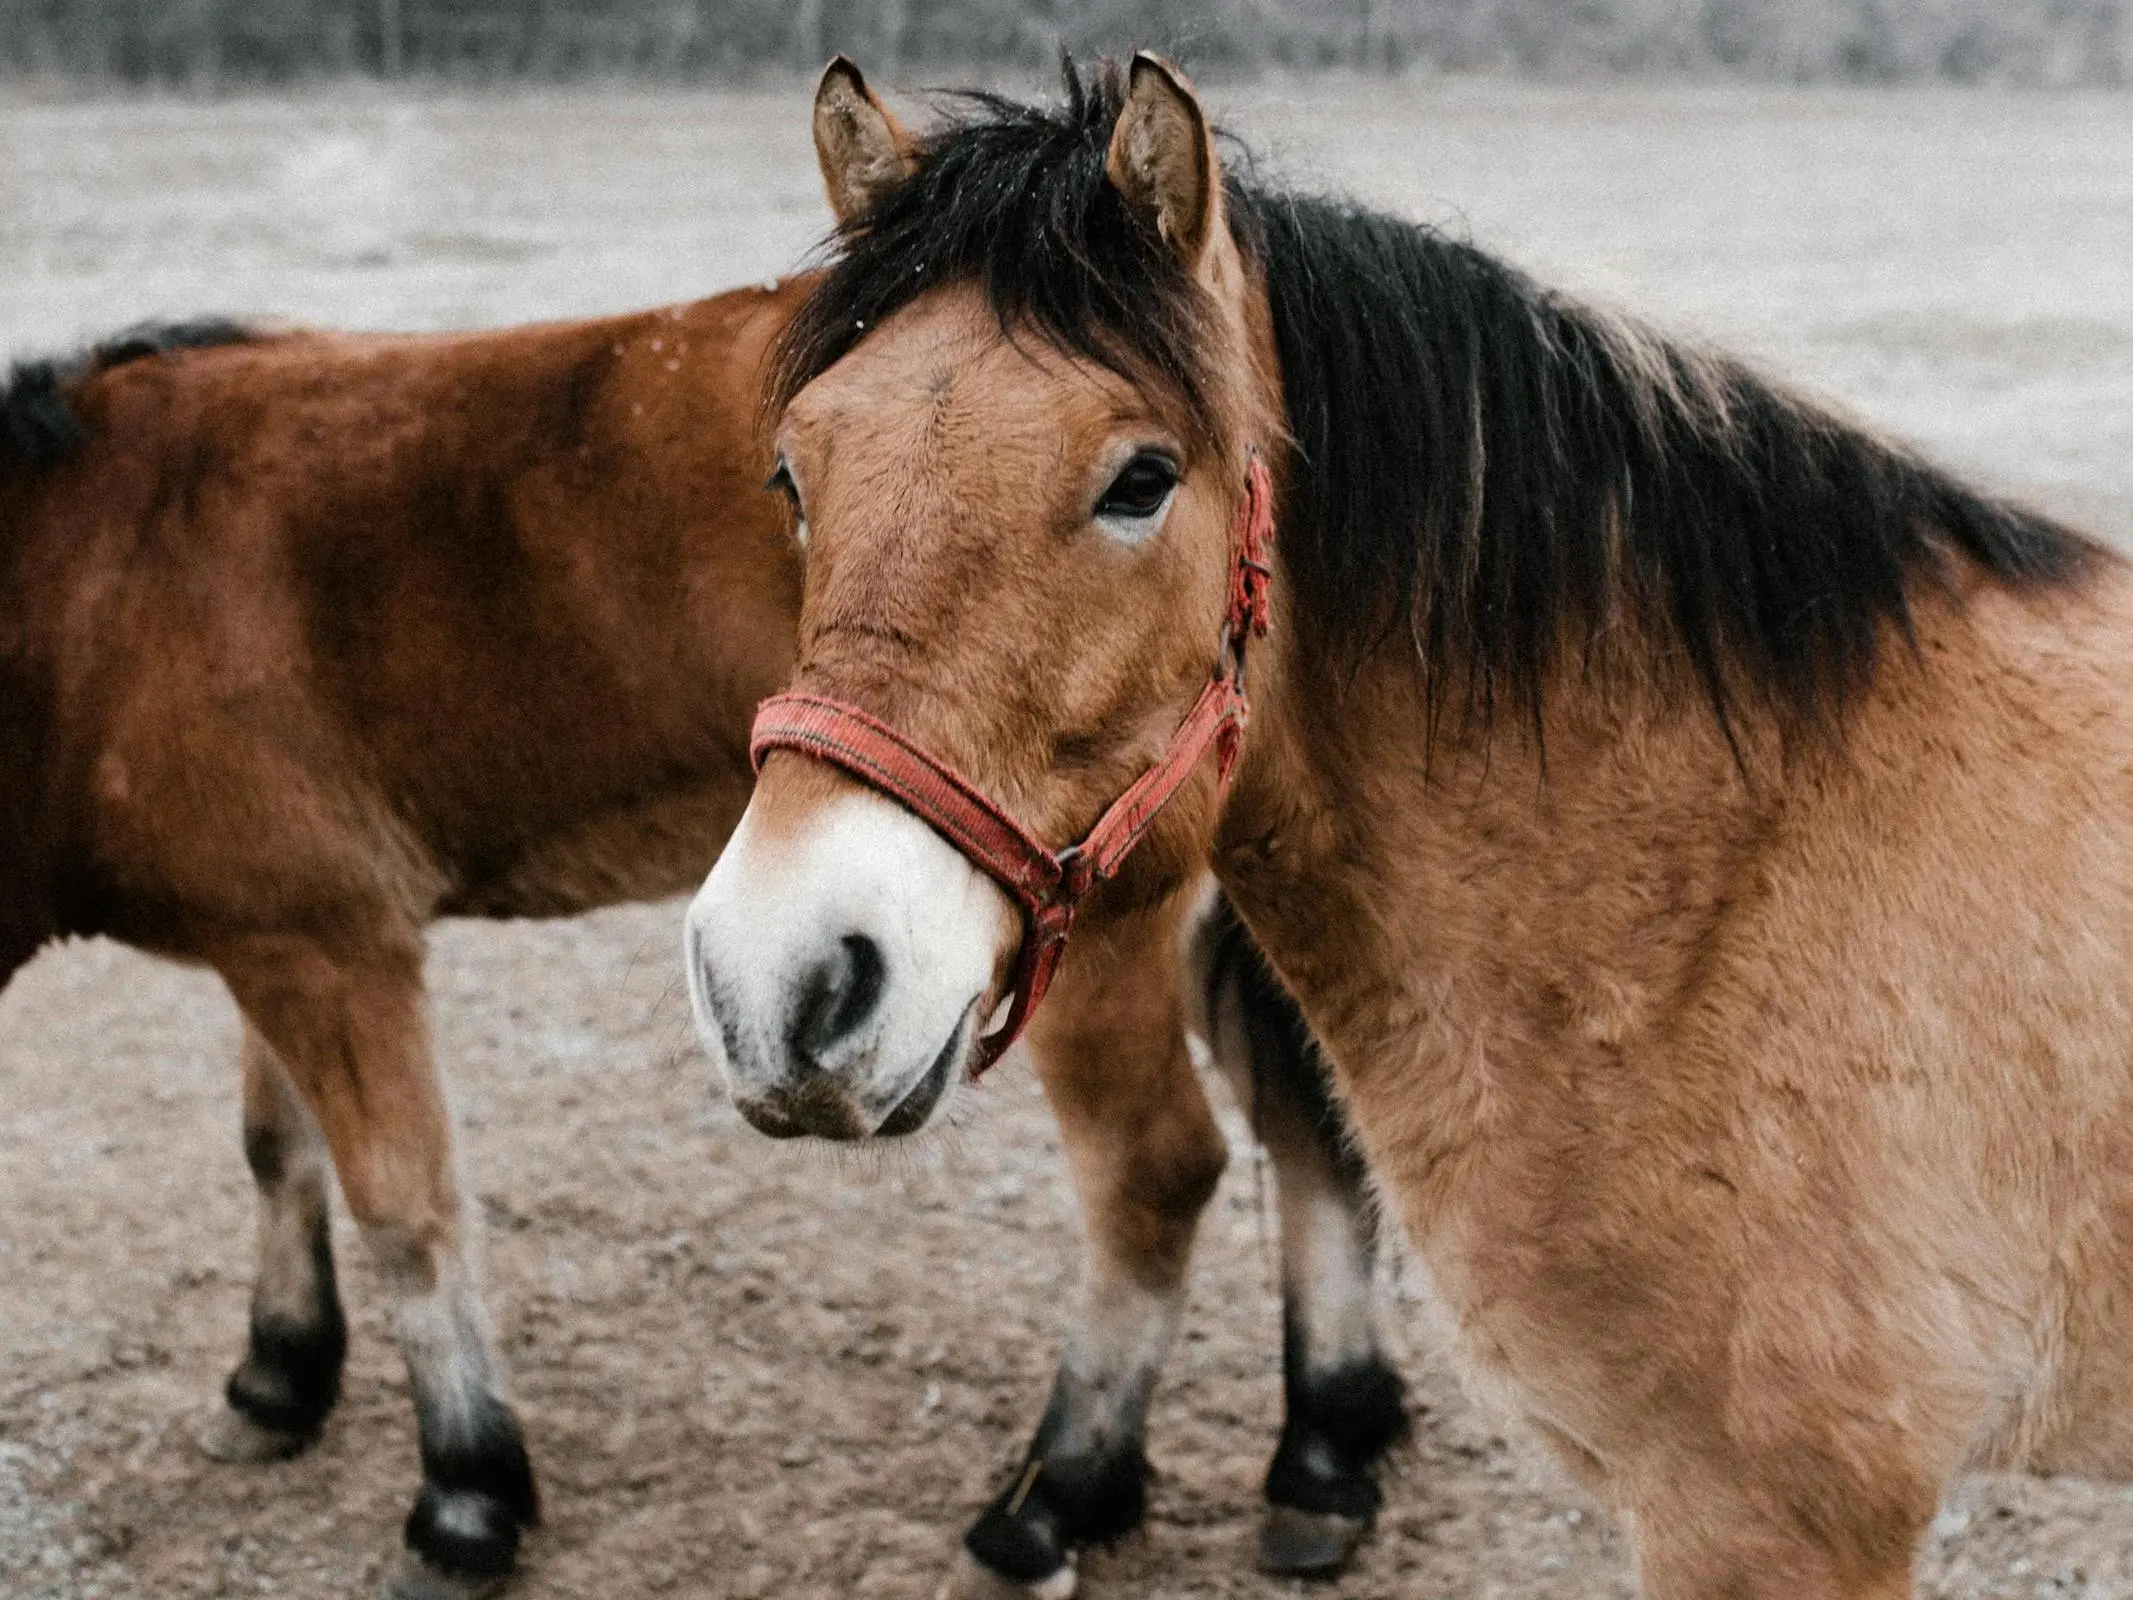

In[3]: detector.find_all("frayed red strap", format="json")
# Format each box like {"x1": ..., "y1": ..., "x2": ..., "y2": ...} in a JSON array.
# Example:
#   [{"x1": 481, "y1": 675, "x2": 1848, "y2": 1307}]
[{"x1": 750, "y1": 450, "x2": 1274, "y2": 1078}]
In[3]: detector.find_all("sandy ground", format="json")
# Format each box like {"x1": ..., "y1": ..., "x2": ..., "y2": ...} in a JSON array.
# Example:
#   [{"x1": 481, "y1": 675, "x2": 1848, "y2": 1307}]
[{"x1": 3, "y1": 79, "x2": 2133, "y2": 1600}]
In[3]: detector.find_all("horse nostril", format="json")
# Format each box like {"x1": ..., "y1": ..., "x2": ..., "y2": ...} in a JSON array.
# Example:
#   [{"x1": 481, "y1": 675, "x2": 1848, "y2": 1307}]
[{"x1": 789, "y1": 933, "x2": 887, "y2": 1064}]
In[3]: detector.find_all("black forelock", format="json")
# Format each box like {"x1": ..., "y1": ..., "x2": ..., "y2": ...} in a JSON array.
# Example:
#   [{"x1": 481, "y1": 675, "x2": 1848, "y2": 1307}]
[
  {"x1": 770, "y1": 61, "x2": 1224, "y2": 443},
  {"x1": 775, "y1": 64, "x2": 2100, "y2": 743},
  {"x1": 2, "y1": 318, "x2": 254, "y2": 467}
]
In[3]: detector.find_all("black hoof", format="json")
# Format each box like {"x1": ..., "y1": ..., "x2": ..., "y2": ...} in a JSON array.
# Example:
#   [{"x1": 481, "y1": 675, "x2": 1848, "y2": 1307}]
[
  {"x1": 963, "y1": 1447, "x2": 1145, "y2": 1594},
  {"x1": 406, "y1": 1396, "x2": 540, "y2": 1583},
  {"x1": 1262, "y1": 1350, "x2": 1407, "y2": 1576},
  {"x1": 404, "y1": 1486, "x2": 529, "y2": 1583},
  {"x1": 962, "y1": 1472, "x2": 1079, "y2": 1592},
  {"x1": 222, "y1": 1307, "x2": 348, "y2": 1444},
  {"x1": 1265, "y1": 1421, "x2": 1385, "y2": 1526},
  {"x1": 1258, "y1": 1502, "x2": 1370, "y2": 1578},
  {"x1": 382, "y1": 1548, "x2": 510, "y2": 1600}
]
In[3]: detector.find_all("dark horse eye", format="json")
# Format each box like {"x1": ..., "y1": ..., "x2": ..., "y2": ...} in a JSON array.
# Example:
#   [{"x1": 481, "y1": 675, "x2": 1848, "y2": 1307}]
[
  {"x1": 765, "y1": 460, "x2": 801, "y2": 508},
  {"x1": 1095, "y1": 452, "x2": 1179, "y2": 520}
]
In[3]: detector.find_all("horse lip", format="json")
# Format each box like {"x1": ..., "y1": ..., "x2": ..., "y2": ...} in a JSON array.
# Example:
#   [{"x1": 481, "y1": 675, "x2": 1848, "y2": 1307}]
[
  {"x1": 875, "y1": 1001, "x2": 974, "y2": 1137},
  {"x1": 734, "y1": 1080, "x2": 868, "y2": 1141},
  {"x1": 732, "y1": 1097, "x2": 813, "y2": 1140}
]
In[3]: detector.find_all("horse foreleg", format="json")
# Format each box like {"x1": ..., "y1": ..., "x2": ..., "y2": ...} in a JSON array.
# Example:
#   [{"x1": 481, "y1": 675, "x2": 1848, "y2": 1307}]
[
  {"x1": 214, "y1": 925, "x2": 537, "y2": 1599},
  {"x1": 1193, "y1": 898, "x2": 1406, "y2": 1578},
  {"x1": 955, "y1": 892, "x2": 1227, "y2": 1600},
  {"x1": 198, "y1": 1023, "x2": 349, "y2": 1463}
]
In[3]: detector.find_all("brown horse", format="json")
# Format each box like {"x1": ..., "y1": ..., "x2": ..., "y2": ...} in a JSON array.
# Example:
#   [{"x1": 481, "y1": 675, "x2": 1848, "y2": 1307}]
[
  {"x1": 690, "y1": 57, "x2": 2133, "y2": 1599},
  {"x1": 0, "y1": 287, "x2": 1401, "y2": 1595}
]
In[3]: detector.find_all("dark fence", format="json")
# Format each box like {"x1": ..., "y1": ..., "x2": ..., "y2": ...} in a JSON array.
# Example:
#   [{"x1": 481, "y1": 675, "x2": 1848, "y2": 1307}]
[{"x1": 1, "y1": 0, "x2": 2127, "y2": 85}]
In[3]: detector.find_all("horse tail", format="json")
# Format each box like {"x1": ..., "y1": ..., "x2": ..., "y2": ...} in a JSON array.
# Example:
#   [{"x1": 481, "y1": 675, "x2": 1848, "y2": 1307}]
[{"x1": 1, "y1": 318, "x2": 255, "y2": 468}]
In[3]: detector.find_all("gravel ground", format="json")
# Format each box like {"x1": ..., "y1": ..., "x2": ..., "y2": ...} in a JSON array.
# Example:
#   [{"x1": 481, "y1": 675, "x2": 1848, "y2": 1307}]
[{"x1": 2, "y1": 79, "x2": 2130, "y2": 1599}]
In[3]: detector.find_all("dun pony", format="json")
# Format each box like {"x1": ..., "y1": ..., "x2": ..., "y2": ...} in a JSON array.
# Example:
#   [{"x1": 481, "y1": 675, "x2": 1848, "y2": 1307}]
[{"x1": 693, "y1": 56, "x2": 2129, "y2": 1600}]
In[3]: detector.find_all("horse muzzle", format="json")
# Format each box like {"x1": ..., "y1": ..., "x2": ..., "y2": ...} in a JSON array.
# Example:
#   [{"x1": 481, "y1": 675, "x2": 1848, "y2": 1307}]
[{"x1": 684, "y1": 784, "x2": 1016, "y2": 1140}]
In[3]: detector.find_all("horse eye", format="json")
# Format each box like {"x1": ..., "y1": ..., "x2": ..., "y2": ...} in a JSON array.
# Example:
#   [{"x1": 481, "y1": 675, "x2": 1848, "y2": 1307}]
[
  {"x1": 766, "y1": 460, "x2": 809, "y2": 548},
  {"x1": 1095, "y1": 453, "x2": 1179, "y2": 521}
]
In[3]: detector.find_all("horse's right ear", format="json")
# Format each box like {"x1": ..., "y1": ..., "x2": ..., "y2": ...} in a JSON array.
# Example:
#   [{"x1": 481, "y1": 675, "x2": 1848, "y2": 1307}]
[{"x1": 813, "y1": 57, "x2": 917, "y2": 227}]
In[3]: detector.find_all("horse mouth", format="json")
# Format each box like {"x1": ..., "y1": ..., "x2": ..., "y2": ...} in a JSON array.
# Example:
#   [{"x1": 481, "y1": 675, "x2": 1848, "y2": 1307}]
[
  {"x1": 733, "y1": 1077, "x2": 869, "y2": 1141},
  {"x1": 875, "y1": 1004, "x2": 972, "y2": 1137}
]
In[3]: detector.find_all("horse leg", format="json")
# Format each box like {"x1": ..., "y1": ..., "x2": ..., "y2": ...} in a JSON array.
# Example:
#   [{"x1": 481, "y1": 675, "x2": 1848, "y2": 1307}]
[
  {"x1": 955, "y1": 893, "x2": 1228, "y2": 1600},
  {"x1": 214, "y1": 924, "x2": 537, "y2": 1598},
  {"x1": 1193, "y1": 899, "x2": 1406, "y2": 1577},
  {"x1": 198, "y1": 1023, "x2": 349, "y2": 1463}
]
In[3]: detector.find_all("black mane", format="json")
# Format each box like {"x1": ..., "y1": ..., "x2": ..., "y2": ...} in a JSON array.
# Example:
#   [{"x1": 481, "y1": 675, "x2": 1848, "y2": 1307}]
[
  {"x1": 774, "y1": 63, "x2": 2097, "y2": 738},
  {"x1": 2, "y1": 319, "x2": 253, "y2": 465}
]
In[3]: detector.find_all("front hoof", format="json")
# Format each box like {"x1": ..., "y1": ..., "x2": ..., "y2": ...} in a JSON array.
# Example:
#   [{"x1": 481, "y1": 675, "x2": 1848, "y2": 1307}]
[
  {"x1": 197, "y1": 1403, "x2": 317, "y2": 1464},
  {"x1": 1258, "y1": 1502, "x2": 1370, "y2": 1578},
  {"x1": 960, "y1": 1496, "x2": 1077, "y2": 1599},
  {"x1": 403, "y1": 1486, "x2": 530, "y2": 1588},
  {"x1": 382, "y1": 1549, "x2": 509, "y2": 1600},
  {"x1": 938, "y1": 1548, "x2": 1077, "y2": 1600},
  {"x1": 1261, "y1": 1406, "x2": 1390, "y2": 1579},
  {"x1": 962, "y1": 1444, "x2": 1145, "y2": 1599}
]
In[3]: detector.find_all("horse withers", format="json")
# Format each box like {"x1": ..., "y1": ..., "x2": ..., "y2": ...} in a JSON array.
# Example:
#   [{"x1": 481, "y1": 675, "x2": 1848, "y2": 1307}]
[
  {"x1": 689, "y1": 56, "x2": 2133, "y2": 1599},
  {"x1": 0, "y1": 286, "x2": 1400, "y2": 1593}
]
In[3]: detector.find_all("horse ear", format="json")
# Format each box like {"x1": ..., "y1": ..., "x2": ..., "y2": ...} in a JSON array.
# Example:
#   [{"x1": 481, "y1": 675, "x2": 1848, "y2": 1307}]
[
  {"x1": 813, "y1": 56, "x2": 918, "y2": 226},
  {"x1": 1105, "y1": 53, "x2": 1223, "y2": 269}
]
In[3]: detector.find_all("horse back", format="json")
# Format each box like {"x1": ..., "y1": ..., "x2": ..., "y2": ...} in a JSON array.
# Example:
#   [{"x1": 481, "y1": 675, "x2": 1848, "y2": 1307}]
[{"x1": 4, "y1": 280, "x2": 810, "y2": 962}]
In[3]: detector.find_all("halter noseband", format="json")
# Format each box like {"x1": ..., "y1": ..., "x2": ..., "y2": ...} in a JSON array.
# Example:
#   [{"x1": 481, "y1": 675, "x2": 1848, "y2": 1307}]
[{"x1": 748, "y1": 450, "x2": 1275, "y2": 1079}]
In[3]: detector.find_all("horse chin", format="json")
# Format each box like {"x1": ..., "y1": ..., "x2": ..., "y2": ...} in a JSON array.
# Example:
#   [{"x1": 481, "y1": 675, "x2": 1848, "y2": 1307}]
[{"x1": 875, "y1": 1004, "x2": 973, "y2": 1137}]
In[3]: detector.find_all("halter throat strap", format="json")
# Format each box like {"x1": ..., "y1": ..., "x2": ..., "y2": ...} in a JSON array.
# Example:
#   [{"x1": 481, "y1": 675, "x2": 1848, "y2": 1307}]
[{"x1": 748, "y1": 450, "x2": 1275, "y2": 1078}]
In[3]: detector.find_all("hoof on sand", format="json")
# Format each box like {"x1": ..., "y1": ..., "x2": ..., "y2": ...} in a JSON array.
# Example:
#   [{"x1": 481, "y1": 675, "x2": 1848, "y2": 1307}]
[
  {"x1": 937, "y1": 1549, "x2": 1078, "y2": 1600},
  {"x1": 1258, "y1": 1502, "x2": 1370, "y2": 1578},
  {"x1": 381, "y1": 1551, "x2": 510, "y2": 1600},
  {"x1": 197, "y1": 1404, "x2": 316, "y2": 1465}
]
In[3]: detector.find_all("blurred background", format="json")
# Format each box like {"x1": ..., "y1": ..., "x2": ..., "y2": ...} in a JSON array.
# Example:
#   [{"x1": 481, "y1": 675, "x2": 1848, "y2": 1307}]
[
  {"x1": 6, "y1": 2, "x2": 2128, "y2": 538},
  {"x1": 3, "y1": 0, "x2": 2131, "y2": 84}
]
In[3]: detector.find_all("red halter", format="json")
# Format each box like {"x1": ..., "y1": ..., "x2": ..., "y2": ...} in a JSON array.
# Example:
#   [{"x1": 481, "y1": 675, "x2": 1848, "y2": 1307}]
[{"x1": 749, "y1": 450, "x2": 1275, "y2": 1078}]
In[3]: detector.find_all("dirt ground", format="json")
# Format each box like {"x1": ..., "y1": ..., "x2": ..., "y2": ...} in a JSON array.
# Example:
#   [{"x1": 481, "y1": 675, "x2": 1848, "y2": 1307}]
[{"x1": 4, "y1": 78, "x2": 2133, "y2": 1600}]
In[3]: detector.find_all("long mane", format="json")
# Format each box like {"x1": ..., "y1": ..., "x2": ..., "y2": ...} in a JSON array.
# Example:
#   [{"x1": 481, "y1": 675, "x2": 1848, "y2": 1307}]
[{"x1": 772, "y1": 62, "x2": 2099, "y2": 739}]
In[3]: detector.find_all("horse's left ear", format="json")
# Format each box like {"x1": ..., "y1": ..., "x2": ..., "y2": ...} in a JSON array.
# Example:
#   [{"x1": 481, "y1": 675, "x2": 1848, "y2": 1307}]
[
  {"x1": 813, "y1": 56, "x2": 918, "y2": 226},
  {"x1": 1106, "y1": 53, "x2": 1224, "y2": 270}
]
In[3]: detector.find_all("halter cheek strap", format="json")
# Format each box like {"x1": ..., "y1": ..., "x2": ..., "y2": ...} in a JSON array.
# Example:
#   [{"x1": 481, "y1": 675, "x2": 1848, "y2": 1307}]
[{"x1": 749, "y1": 450, "x2": 1275, "y2": 1079}]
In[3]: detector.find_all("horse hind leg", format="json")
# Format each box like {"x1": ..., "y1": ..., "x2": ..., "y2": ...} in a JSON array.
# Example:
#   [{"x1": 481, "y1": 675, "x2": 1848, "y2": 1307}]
[
  {"x1": 198, "y1": 1023, "x2": 349, "y2": 1463},
  {"x1": 1194, "y1": 898, "x2": 1406, "y2": 1578},
  {"x1": 215, "y1": 924, "x2": 537, "y2": 1598},
  {"x1": 953, "y1": 893, "x2": 1228, "y2": 1599}
]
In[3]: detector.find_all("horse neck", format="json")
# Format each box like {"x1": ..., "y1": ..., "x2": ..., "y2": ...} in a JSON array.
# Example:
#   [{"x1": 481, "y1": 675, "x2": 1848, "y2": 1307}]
[
  {"x1": 1217, "y1": 610, "x2": 1782, "y2": 1143},
  {"x1": 1220, "y1": 553, "x2": 2133, "y2": 1194}
]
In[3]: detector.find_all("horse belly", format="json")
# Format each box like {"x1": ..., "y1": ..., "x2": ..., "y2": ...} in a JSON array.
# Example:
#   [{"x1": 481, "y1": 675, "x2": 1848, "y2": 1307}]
[{"x1": 439, "y1": 780, "x2": 751, "y2": 920}]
